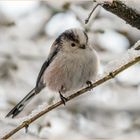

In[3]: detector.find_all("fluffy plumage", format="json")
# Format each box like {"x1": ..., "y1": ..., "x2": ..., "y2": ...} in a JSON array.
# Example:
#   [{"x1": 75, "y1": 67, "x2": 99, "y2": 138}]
[{"x1": 6, "y1": 28, "x2": 99, "y2": 118}]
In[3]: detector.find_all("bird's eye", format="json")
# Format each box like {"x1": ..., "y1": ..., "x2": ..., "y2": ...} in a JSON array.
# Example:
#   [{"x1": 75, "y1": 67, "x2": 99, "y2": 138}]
[{"x1": 71, "y1": 43, "x2": 76, "y2": 47}]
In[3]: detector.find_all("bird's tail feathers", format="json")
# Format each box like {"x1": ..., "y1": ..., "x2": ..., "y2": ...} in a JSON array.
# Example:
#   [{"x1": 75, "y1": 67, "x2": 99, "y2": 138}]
[{"x1": 6, "y1": 88, "x2": 37, "y2": 118}]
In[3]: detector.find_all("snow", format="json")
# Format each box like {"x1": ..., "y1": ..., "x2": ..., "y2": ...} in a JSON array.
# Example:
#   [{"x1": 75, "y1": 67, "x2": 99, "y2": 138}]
[
  {"x1": 121, "y1": 0, "x2": 140, "y2": 14},
  {"x1": 0, "y1": 87, "x2": 7, "y2": 109},
  {"x1": 117, "y1": 65, "x2": 140, "y2": 85},
  {"x1": 96, "y1": 0, "x2": 113, "y2": 4},
  {"x1": 132, "y1": 40, "x2": 140, "y2": 50},
  {"x1": 0, "y1": 1, "x2": 140, "y2": 139},
  {"x1": 39, "y1": 127, "x2": 50, "y2": 139},
  {"x1": 8, "y1": 7, "x2": 51, "y2": 39},
  {"x1": 3, "y1": 37, "x2": 138, "y2": 136},
  {"x1": 96, "y1": 29, "x2": 129, "y2": 53},
  {"x1": 45, "y1": 12, "x2": 81, "y2": 37},
  {"x1": 24, "y1": 102, "x2": 49, "y2": 120},
  {"x1": 105, "y1": 40, "x2": 140, "y2": 73},
  {"x1": 96, "y1": 0, "x2": 140, "y2": 14},
  {"x1": 115, "y1": 40, "x2": 140, "y2": 85},
  {"x1": 0, "y1": 1, "x2": 39, "y2": 20}
]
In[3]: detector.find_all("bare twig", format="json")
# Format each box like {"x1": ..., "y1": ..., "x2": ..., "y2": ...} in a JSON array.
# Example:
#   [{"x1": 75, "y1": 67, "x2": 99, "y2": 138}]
[
  {"x1": 102, "y1": 0, "x2": 140, "y2": 29},
  {"x1": 1, "y1": 41, "x2": 140, "y2": 139},
  {"x1": 85, "y1": 3, "x2": 100, "y2": 24}
]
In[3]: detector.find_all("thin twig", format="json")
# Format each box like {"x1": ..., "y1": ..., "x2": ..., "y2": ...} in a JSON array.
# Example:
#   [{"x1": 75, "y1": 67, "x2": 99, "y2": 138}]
[{"x1": 85, "y1": 3, "x2": 100, "y2": 24}]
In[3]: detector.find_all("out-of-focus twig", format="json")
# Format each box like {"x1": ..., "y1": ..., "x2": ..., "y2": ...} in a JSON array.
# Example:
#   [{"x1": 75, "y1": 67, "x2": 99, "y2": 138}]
[
  {"x1": 85, "y1": 3, "x2": 100, "y2": 24},
  {"x1": 1, "y1": 40, "x2": 140, "y2": 139}
]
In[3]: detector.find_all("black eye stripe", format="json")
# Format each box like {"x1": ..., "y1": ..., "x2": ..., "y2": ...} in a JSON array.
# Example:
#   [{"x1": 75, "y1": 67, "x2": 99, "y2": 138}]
[
  {"x1": 55, "y1": 30, "x2": 88, "y2": 46},
  {"x1": 63, "y1": 31, "x2": 79, "y2": 43}
]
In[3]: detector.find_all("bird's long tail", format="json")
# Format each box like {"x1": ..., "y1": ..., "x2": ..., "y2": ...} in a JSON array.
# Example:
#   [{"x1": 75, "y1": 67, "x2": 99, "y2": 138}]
[{"x1": 6, "y1": 88, "x2": 38, "y2": 118}]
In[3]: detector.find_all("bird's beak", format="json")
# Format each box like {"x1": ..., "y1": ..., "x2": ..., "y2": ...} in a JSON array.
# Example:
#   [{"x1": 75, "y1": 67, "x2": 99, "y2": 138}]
[{"x1": 79, "y1": 45, "x2": 86, "y2": 49}]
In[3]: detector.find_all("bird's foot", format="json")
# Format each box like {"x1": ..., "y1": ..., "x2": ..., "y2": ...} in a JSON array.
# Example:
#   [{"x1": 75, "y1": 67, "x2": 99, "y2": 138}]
[
  {"x1": 59, "y1": 92, "x2": 67, "y2": 105},
  {"x1": 86, "y1": 80, "x2": 92, "y2": 88},
  {"x1": 23, "y1": 121, "x2": 29, "y2": 133}
]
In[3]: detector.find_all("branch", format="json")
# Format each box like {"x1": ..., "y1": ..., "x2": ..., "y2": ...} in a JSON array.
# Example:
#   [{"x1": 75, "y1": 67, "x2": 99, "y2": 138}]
[
  {"x1": 85, "y1": 3, "x2": 100, "y2": 24},
  {"x1": 2, "y1": 41, "x2": 140, "y2": 139},
  {"x1": 102, "y1": 0, "x2": 140, "y2": 30}
]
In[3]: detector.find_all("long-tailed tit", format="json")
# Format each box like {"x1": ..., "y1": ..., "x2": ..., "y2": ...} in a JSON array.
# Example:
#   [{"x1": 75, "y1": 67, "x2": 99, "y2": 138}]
[{"x1": 6, "y1": 28, "x2": 99, "y2": 118}]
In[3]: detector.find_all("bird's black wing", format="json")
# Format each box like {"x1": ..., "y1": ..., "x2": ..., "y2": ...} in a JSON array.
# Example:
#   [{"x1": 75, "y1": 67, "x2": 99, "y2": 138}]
[{"x1": 35, "y1": 43, "x2": 60, "y2": 89}]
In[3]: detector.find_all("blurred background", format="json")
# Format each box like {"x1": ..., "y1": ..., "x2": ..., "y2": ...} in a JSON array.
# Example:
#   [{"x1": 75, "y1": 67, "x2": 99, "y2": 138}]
[{"x1": 0, "y1": 1, "x2": 140, "y2": 140}]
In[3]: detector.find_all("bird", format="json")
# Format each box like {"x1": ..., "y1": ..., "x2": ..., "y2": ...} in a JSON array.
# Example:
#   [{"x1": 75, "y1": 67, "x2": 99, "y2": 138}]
[{"x1": 6, "y1": 28, "x2": 99, "y2": 118}]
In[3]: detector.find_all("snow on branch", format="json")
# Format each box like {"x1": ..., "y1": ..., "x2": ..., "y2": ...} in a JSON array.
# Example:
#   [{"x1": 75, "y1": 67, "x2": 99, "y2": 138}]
[
  {"x1": 1, "y1": 40, "x2": 140, "y2": 139},
  {"x1": 105, "y1": 41, "x2": 140, "y2": 73},
  {"x1": 101, "y1": 0, "x2": 140, "y2": 29}
]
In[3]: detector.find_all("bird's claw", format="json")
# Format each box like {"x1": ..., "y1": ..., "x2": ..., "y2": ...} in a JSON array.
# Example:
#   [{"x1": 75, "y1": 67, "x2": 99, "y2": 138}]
[
  {"x1": 86, "y1": 80, "x2": 92, "y2": 88},
  {"x1": 59, "y1": 92, "x2": 67, "y2": 105},
  {"x1": 23, "y1": 121, "x2": 29, "y2": 133}
]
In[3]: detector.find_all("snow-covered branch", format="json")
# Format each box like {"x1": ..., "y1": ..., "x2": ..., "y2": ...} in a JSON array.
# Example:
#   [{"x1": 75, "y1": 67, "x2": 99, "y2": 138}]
[
  {"x1": 101, "y1": 0, "x2": 140, "y2": 30},
  {"x1": 1, "y1": 40, "x2": 140, "y2": 139}
]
